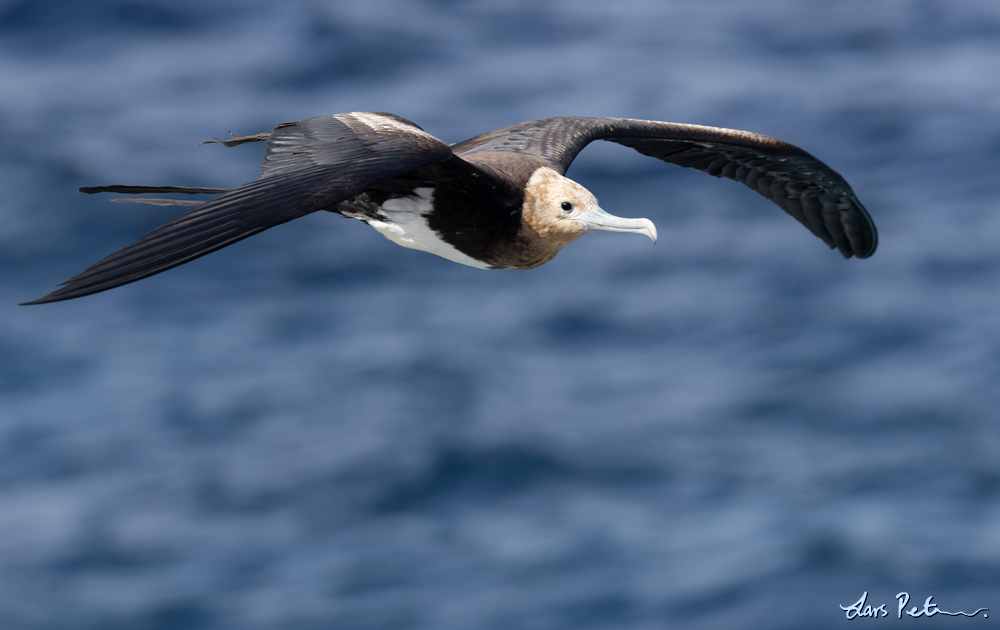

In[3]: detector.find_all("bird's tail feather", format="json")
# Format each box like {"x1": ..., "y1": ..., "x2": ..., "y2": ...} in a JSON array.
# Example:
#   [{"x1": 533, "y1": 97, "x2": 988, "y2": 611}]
[
  {"x1": 25, "y1": 177, "x2": 316, "y2": 304},
  {"x1": 110, "y1": 198, "x2": 206, "y2": 206},
  {"x1": 79, "y1": 185, "x2": 233, "y2": 195}
]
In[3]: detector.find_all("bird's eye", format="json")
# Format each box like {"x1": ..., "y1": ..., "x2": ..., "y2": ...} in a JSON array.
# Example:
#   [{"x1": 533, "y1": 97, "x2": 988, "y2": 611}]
[{"x1": 560, "y1": 202, "x2": 574, "y2": 212}]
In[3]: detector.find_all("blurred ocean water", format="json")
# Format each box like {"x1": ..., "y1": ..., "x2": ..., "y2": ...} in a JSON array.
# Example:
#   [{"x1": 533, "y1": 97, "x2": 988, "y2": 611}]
[{"x1": 2, "y1": 0, "x2": 1000, "y2": 628}]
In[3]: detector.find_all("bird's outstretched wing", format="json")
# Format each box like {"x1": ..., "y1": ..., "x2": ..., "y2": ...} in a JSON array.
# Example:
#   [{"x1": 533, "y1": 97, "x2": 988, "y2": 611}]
[
  {"x1": 26, "y1": 113, "x2": 453, "y2": 304},
  {"x1": 452, "y1": 116, "x2": 876, "y2": 259}
]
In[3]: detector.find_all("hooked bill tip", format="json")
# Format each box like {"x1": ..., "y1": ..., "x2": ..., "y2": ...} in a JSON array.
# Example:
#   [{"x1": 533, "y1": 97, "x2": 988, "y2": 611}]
[{"x1": 642, "y1": 219, "x2": 658, "y2": 245}]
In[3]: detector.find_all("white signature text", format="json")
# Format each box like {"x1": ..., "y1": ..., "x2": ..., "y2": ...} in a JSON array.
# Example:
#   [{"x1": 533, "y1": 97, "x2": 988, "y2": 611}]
[{"x1": 840, "y1": 592, "x2": 988, "y2": 620}]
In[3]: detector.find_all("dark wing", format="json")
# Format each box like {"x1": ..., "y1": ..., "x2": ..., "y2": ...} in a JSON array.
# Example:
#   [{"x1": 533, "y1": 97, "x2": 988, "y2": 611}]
[
  {"x1": 27, "y1": 112, "x2": 452, "y2": 304},
  {"x1": 452, "y1": 117, "x2": 876, "y2": 259}
]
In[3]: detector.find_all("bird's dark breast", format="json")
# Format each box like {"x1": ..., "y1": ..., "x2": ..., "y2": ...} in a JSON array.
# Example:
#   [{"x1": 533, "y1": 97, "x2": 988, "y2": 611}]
[
  {"x1": 335, "y1": 159, "x2": 526, "y2": 267},
  {"x1": 422, "y1": 177, "x2": 523, "y2": 264},
  {"x1": 446, "y1": 152, "x2": 559, "y2": 269}
]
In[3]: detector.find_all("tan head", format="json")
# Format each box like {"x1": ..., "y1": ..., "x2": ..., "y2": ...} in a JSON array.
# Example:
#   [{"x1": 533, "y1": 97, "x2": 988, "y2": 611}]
[{"x1": 519, "y1": 167, "x2": 657, "y2": 262}]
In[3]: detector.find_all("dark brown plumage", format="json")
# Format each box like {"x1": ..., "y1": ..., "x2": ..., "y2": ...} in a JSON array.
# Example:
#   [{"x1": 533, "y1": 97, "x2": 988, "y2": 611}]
[{"x1": 25, "y1": 112, "x2": 876, "y2": 305}]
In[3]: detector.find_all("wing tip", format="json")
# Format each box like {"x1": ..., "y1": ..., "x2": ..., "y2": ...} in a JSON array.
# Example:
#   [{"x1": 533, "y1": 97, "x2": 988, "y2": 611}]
[
  {"x1": 20, "y1": 283, "x2": 94, "y2": 305},
  {"x1": 20, "y1": 293, "x2": 63, "y2": 306},
  {"x1": 852, "y1": 198, "x2": 879, "y2": 259},
  {"x1": 859, "y1": 221, "x2": 878, "y2": 258},
  {"x1": 856, "y1": 240, "x2": 878, "y2": 259}
]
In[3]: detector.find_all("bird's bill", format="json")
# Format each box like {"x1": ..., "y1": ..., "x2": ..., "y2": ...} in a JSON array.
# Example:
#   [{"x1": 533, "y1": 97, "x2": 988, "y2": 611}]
[{"x1": 574, "y1": 206, "x2": 657, "y2": 244}]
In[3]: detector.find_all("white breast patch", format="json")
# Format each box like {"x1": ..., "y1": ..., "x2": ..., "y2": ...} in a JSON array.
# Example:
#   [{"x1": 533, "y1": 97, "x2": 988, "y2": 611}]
[{"x1": 366, "y1": 187, "x2": 492, "y2": 269}]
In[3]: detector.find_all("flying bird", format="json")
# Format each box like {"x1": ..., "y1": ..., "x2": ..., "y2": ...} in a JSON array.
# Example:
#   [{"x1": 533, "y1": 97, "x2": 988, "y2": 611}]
[{"x1": 26, "y1": 112, "x2": 877, "y2": 304}]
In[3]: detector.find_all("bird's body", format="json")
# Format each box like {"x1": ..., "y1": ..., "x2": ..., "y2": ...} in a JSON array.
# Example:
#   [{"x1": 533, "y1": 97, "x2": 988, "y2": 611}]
[
  {"x1": 27, "y1": 112, "x2": 876, "y2": 304},
  {"x1": 362, "y1": 187, "x2": 493, "y2": 269}
]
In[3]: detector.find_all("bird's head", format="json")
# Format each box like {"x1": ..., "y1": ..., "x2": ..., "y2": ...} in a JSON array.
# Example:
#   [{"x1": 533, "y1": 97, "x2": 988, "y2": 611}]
[{"x1": 520, "y1": 167, "x2": 657, "y2": 255}]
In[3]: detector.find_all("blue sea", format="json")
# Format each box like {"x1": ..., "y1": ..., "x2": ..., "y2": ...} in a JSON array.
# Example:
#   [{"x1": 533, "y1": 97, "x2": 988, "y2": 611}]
[{"x1": 2, "y1": 1, "x2": 1000, "y2": 628}]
